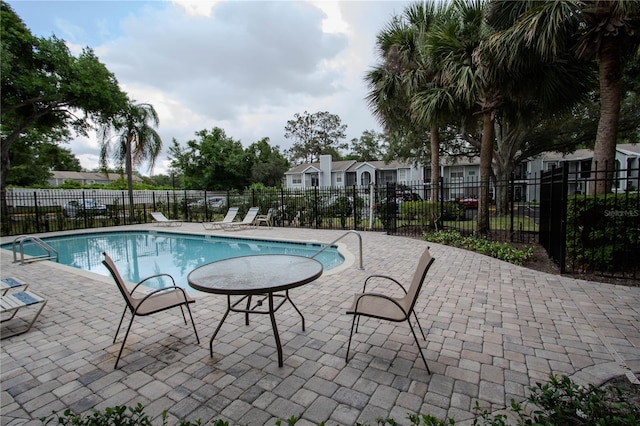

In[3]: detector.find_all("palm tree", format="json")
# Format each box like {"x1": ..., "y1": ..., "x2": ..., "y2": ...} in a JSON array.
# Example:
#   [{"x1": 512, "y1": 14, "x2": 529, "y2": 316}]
[
  {"x1": 421, "y1": 0, "x2": 502, "y2": 234},
  {"x1": 100, "y1": 102, "x2": 162, "y2": 221},
  {"x1": 486, "y1": 0, "x2": 640, "y2": 194},
  {"x1": 365, "y1": 1, "x2": 450, "y2": 203},
  {"x1": 367, "y1": 0, "x2": 505, "y2": 234}
]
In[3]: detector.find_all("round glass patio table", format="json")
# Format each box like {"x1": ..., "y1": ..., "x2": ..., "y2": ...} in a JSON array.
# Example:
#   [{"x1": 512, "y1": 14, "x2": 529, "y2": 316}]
[{"x1": 187, "y1": 254, "x2": 323, "y2": 367}]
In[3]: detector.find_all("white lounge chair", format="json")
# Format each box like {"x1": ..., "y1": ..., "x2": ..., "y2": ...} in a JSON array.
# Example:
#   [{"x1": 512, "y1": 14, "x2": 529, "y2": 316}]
[
  {"x1": 202, "y1": 207, "x2": 239, "y2": 230},
  {"x1": 1, "y1": 277, "x2": 28, "y2": 296},
  {"x1": 150, "y1": 212, "x2": 182, "y2": 227},
  {"x1": 254, "y1": 208, "x2": 275, "y2": 228},
  {"x1": 222, "y1": 207, "x2": 260, "y2": 231},
  {"x1": 1, "y1": 290, "x2": 47, "y2": 339}
]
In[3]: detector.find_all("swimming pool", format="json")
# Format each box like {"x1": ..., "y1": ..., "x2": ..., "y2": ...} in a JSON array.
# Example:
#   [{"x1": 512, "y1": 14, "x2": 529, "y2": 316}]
[{"x1": 4, "y1": 231, "x2": 343, "y2": 291}]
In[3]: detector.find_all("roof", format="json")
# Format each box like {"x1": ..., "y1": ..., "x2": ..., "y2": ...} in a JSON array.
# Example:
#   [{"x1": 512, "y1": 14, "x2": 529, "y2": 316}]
[
  {"x1": 545, "y1": 144, "x2": 640, "y2": 162},
  {"x1": 351, "y1": 160, "x2": 414, "y2": 171},
  {"x1": 50, "y1": 171, "x2": 143, "y2": 182},
  {"x1": 617, "y1": 143, "x2": 640, "y2": 156},
  {"x1": 286, "y1": 159, "x2": 413, "y2": 174}
]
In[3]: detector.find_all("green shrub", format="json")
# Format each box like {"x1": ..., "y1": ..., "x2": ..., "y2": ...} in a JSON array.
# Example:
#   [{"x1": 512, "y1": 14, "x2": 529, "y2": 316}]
[
  {"x1": 423, "y1": 230, "x2": 534, "y2": 266},
  {"x1": 566, "y1": 193, "x2": 639, "y2": 273}
]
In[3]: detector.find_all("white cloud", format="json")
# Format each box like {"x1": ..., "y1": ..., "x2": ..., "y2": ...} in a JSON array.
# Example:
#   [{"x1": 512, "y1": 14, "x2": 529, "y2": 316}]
[
  {"x1": 171, "y1": 0, "x2": 222, "y2": 17},
  {"x1": 52, "y1": 0, "x2": 408, "y2": 176}
]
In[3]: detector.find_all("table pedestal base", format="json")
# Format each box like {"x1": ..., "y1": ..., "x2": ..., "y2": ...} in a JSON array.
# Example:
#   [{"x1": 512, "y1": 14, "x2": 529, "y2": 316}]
[{"x1": 209, "y1": 290, "x2": 305, "y2": 367}]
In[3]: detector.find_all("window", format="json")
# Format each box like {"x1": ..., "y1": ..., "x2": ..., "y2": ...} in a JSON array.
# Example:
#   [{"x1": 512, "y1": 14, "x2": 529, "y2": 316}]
[
  {"x1": 580, "y1": 160, "x2": 591, "y2": 179},
  {"x1": 398, "y1": 169, "x2": 408, "y2": 182},
  {"x1": 292, "y1": 174, "x2": 302, "y2": 185},
  {"x1": 450, "y1": 168, "x2": 464, "y2": 181}
]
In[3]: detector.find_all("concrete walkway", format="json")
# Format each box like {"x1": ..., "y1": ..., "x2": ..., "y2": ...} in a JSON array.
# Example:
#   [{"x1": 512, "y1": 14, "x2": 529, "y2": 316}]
[{"x1": 1, "y1": 224, "x2": 639, "y2": 425}]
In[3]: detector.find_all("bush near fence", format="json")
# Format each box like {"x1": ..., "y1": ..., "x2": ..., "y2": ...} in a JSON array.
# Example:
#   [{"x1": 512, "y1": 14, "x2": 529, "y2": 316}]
[{"x1": 566, "y1": 193, "x2": 639, "y2": 276}]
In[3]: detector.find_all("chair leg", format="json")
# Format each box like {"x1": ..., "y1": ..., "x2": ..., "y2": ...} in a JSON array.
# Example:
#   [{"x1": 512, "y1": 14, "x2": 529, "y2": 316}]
[
  {"x1": 114, "y1": 307, "x2": 128, "y2": 344},
  {"x1": 114, "y1": 315, "x2": 136, "y2": 369},
  {"x1": 179, "y1": 305, "x2": 188, "y2": 325},
  {"x1": 407, "y1": 318, "x2": 431, "y2": 374},
  {"x1": 345, "y1": 314, "x2": 358, "y2": 363},
  {"x1": 184, "y1": 304, "x2": 200, "y2": 344},
  {"x1": 412, "y1": 311, "x2": 427, "y2": 340}
]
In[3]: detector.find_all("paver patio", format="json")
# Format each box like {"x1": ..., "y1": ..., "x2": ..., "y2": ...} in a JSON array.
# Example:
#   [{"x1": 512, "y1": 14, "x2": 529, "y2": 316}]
[{"x1": 1, "y1": 224, "x2": 639, "y2": 425}]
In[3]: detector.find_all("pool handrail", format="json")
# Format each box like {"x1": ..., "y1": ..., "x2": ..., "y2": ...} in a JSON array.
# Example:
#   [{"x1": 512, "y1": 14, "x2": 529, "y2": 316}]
[
  {"x1": 12, "y1": 235, "x2": 59, "y2": 265},
  {"x1": 311, "y1": 230, "x2": 363, "y2": 270}
]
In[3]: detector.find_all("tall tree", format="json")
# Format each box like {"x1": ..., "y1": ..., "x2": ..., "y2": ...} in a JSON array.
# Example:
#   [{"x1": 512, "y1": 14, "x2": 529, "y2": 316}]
[
  {"x1": 347, "y1": 130, "x2": 386, "y2": 162},
  {"x1": 486, "y1": 0, "x2": 640, "y2": 193},
  {"x1": 0, "y1": 2, "x2": 127, "y2": 219},
  {"x1": 169, "y1": 128, "x2": 250, "y2": 190},
  {"x1": 247, "y1": 138, "x2": 289, "y2": 187},
  {"x1": 365, "y1": 1, "x2": 451, "y2": 202},
  {"x1": 6, "y1": 128, "x2": 82, "y2": 187},
  {"x1": 99, "y1": 102, "x2": 162, "y2": 221},
  {"x1": 284, "y1": 111, "x2": 347, "y2": 164}
]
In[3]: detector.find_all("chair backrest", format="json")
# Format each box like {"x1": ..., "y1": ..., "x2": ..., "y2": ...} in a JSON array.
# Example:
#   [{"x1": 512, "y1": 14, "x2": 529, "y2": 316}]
[
  {"x1": 151, "y1": 212, "x2": 168, "y2": 221},
  {"x1": 405, "y1": 248, "x2": 435, "y2": 313},
  {"x1": 241, "y1": 207, "x2": 260, "y2": 224},
  {"x1": 222, "y1": 207, "x2": 239, "y2": 222},
  {"x1": 102, "y1": 252, "x2": 135, "y2": 312}
]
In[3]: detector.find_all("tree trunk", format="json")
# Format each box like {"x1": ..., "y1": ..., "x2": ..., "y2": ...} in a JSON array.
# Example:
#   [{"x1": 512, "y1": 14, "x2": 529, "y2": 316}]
[
  {"x1": 0, "y1": 142, "x2": 11, "y2": 230},
  {"x1": 478, "y1": 111, "x2": 495, "y2": 235},
  {"x1": 494, "y1": 161, "x2": 513, "y2": 217},
  {"x1": 126, "y1": 135, "x2": 135, "y2": 222},
  {"x1": 492, "y1": 137, "x2": 515, "y2": 217},
  {"x1": 591, "y1": 37, "x2": 622, "y2": 194},
  {"x1": 429, "y1": 127, "x2": 440, "y2": 202}
]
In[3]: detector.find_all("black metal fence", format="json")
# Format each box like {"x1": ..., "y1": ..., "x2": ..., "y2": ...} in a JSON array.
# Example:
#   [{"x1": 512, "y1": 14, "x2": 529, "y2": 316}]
[
  {"x1": 1, "y1": 176, "x2": 542, "y2": 243},
  {"x1": 3, "y1": 167, "x2": 638, "y2": 280},
  {"x1": 540, "y1": 164, "x2": 639, "y2": 279}
]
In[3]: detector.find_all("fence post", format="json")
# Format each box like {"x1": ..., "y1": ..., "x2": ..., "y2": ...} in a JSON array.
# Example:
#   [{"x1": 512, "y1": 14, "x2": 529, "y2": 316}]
[
  {"x1": 351, "y1": 185, "x2": 357, "y2": 230},
  {"x1": 314, "y1": 186, "x2": 319, "y2": 229},
  {"x1": 510, "y1": 172, "x2": 515, "y2": 242},
  {"x1": 81, "y1": 192, "x2": 88, "y2": 229},
  {"x1": 121, "y1": 192, "x2": 127, "y2": 225},
  {"x1": 560, "y1": 165, "x2": 568, "y2": 274},
  {"x1": 386, "y1": 182, "x2": 396, "y2": 235},
  {"x1": 184, "y1": 190, "x2": 188, "y2": 220},
  {"x1": 33, "y1": 192, "x2": 40, "y2": 233},
  {"x1": 439, "y1": 177, "x2": 444, "y2": 230}
]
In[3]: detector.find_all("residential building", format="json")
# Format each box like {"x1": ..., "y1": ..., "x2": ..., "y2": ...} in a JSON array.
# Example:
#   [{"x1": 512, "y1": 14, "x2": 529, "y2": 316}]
[
  {"x1": 526, "y1": 143, "x2": 640, "y2": 199},
  {"x1": 284, "y1": 155, "x2": 422, "y2": 189},
  {"x1": 284, "y1": 145, "x2": 640, "y2": 201},
  {"x1": 48, "y1": 171, "x2": 143, "y2": 187}
]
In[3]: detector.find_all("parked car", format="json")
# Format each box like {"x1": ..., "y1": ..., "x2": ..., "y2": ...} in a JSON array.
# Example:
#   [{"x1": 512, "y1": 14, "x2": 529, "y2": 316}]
[
  {"x1": 63, "y1": 199, "x2": 107, "y2": 218},
  {"x1": 459, "y1": 197, "x2": 478, "y2": 208},
  {"x1": 188, "y1": 197, "x2": 226, "y2": 210}
]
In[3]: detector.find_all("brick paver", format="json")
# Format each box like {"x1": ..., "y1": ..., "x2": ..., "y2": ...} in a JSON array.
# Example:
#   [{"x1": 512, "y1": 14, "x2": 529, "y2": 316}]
[{"x1": 1, "y1": 224, "x2": 639, "y2": 425}]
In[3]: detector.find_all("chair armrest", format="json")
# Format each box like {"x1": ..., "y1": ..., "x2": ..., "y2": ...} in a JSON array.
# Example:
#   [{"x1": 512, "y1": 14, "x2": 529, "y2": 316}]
[
  {"x1": 352, "y1": 292, "x2": 409, "y2": 316},
  {"x1": 131, "y1": 273, "x2": 177, "y2": 293},
  {"x1": 133, "y1": 285, "x2": 191, "y2": 315},
  {"x1": 363, "y1": 274, "x2": 408, "y2": 294}
]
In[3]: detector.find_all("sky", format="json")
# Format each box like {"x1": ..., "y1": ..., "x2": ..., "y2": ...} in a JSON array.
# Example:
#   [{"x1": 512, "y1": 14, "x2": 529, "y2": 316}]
[{"x1": 9, "y1": 0, "x2": 410, "y2": 176}]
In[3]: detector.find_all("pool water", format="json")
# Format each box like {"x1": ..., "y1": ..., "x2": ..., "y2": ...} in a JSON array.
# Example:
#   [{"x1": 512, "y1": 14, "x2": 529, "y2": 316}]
[{"x1": 5, "y1": 231, "x2": 343, "y2": 291}]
